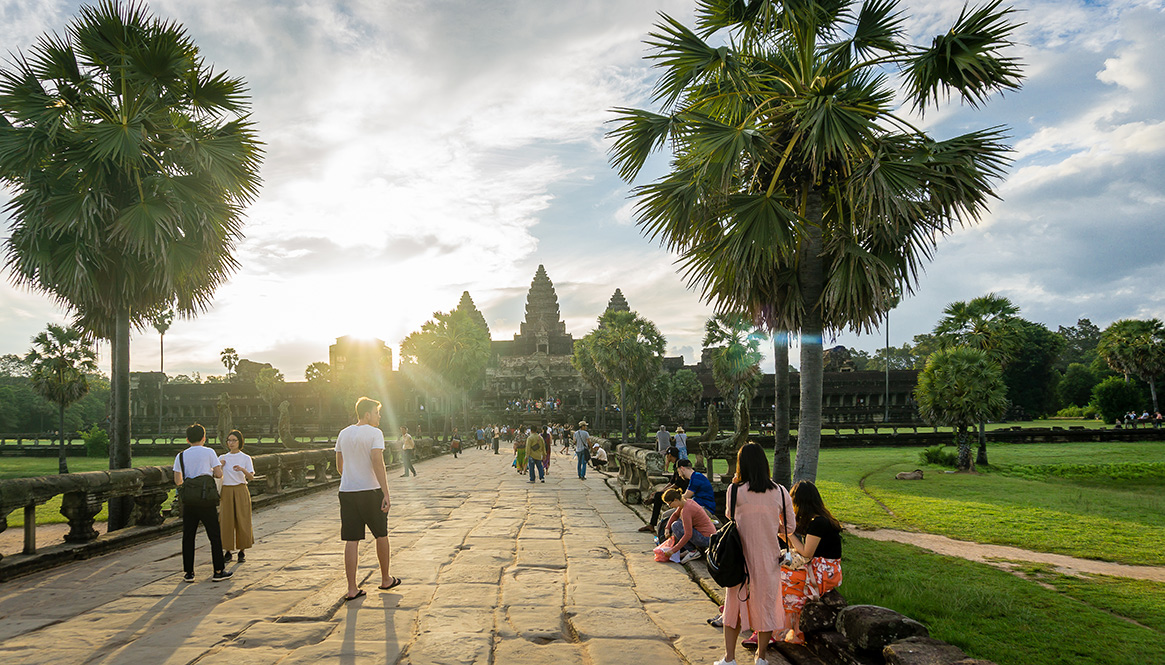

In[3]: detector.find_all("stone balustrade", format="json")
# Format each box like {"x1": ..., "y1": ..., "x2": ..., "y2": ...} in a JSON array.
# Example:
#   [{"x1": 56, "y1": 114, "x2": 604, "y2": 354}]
[
  {"x1": 0, "y1": 438, "x2": 445, "y2": 581},
  {"x1": 612, "y1": 443, "x2": 667, "y2": 505}
]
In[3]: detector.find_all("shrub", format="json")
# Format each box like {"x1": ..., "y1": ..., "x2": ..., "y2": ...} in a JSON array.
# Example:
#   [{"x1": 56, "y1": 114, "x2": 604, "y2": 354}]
[
  {"x1": 920, "y1": 445, "x2": 958, "y2": 468},
  {"x1": 1055, "y1": 405, "x2": 1084, "y2": 418},
  {"x1": 1091, "y1": 377, "x2": 1144, "y2": 424},
  {"x1": 80, "y1": 424, "x2": 109, "y2": 458}
]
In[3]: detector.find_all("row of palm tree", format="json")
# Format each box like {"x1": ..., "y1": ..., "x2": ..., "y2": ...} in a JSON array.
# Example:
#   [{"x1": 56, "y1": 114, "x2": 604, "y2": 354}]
[{"x1": 609, "y1": 0, "x2": 1023, "y2": 482}]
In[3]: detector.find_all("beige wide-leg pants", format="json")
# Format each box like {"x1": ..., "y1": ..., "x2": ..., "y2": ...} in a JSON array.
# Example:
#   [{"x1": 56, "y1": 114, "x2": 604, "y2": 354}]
[{"x1": 219, "y1": 484, "x2": 254, "y2": 551}]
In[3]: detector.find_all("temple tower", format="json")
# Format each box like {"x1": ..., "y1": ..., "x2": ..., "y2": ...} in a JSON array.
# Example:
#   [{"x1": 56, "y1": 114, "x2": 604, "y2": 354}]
[
  {"x1": 510, "y1": 265, "x2": 573, "y2": 355},
  {"x1": 605, "y1": 288, "x2": 630, "y2": 314}
]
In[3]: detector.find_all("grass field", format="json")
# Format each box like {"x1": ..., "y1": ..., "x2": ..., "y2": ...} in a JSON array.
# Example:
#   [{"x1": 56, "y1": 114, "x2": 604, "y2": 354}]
[{"x1": 2, "y1": 457, "x2": 176, "y2": 527}]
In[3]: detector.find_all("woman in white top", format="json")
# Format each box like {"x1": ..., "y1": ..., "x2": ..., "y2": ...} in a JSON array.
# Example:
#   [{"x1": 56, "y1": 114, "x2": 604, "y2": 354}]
[{"x1": 218, "y1": 429, "x2": 255, "y2": 562}]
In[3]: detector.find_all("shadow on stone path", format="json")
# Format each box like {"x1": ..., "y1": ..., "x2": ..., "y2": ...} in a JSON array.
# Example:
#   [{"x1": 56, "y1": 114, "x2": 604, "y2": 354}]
[{"x1": 0, "y1": 447, "x2": 743, "y2": 665}]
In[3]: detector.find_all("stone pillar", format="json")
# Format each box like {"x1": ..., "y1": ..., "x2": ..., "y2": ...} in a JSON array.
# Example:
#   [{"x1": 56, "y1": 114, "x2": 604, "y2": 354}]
[
  {"x1": 131, "y1": 488, "x2": 169, "y2": 527},
  {"x1": 61, "y1": 492, "x2": 103, "y2": 543}
]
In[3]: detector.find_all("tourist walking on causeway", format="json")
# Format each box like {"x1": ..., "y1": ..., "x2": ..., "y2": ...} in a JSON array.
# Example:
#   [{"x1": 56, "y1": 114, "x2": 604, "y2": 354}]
[
  {"x1": 656, "y1": 424, "x2": 671, "y2": 454},
  {"x1": 526, "y1": 428, "x2": 546, "y2": 483},
  {"x1": 492, "y1": 425, "x2": 501, "y2": 454},
  {"x1": 573, "y1": 421, "x2": 590, "y2": 479},
  {"x1": 218, "y1": 429, "x2": 254, "y2": 563},
  {"x1": 173, "y1": 423, "x2": 231, "y2": 583},
  {"x1": 674, "y1": 425, "x2": 688, "y2": 461},
  {"x1": 715, "y1": 442, "x2": 795, "y2": 665},
  {"x1": 336, "y1": 397, "x2": 400, "y2": 601},
  {"x1": 398, "y1": 425, "x2": 417, "y2": 477},
  {"x1": 450, "y1": 427, "x2": 462, "y2": 459},
  {"x1": 541, "y1": 425, "x2": 553, "y2": 474}
]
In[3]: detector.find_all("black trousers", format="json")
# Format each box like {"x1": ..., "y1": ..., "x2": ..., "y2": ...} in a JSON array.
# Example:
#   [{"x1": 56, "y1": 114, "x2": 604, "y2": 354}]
[
  {"x1": 183, "y1": 503, "x2": 225, "y2": 574},
  {"x1": 650, "y1": 491, "x2": 666, "y2": 526}
]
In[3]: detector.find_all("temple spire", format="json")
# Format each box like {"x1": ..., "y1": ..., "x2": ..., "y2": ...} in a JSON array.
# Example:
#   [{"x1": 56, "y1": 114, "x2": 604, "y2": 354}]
[
  {"x1": 513, "y1": 265, "x2": 572, "y2": 354},
  {"x1": 456, "y1": 291, "x2": 489, "y2": 336},
  {"x1": 606, "y1": 288, "x2": 630, "y2": 314}
]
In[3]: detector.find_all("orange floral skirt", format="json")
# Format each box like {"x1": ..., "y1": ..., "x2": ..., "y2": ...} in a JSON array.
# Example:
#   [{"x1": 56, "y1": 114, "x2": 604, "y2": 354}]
[{"x1": 782, "y1": 557, "x2": 842, "y2": 611}]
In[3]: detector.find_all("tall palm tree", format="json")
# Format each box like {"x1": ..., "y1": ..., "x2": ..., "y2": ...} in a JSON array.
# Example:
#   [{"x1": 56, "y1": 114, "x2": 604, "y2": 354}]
[
  {"x1": 608, "y1": 0, "x2": 1021, "y2": 482},
  {"x1": 1099, "y1": 319, "x2": 1165, "y2": 412},
  {"x1": 589, "y1": 310, "x2": 666, "y2": 444},
  {"x1": 915, "y1": 346, "x2": 1008, "y2": 471},
  {"x1": 772, "y1": 331, "x2": 791, "y2": 487},
  {"x1": 151, "y1": 309, "x2": 174, "y2": 436},
  {"x1": 0, "y1": 1, "x2": 263, "y2": 529},
  {"x1": 571, "y1": 336, "x2": 610, "y2": 431},
  {"x1": 25, "y1": 324, "x2": 98, "y2": 474},
  {"x1": 221, "y1": 348, "x2": 240, "y2": 382},
  {"x1": 934, "y1": 293, "x2": 1022, "y2": 464}
]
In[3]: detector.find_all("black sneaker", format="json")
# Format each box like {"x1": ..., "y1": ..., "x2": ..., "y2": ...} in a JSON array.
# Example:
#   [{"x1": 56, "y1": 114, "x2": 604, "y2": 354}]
[
  {"x1": 223, "y1": 551, "x2": 233, "y2": 562},
  {"x1": 212, "y1": 570, "x2": 233, "y2": 582},
  {"x1": 237, "y1": 551, "x2": 246, "y2": 563},
  {"x1": 183, "y1": 572, "x2": 195, "y2": 583}
]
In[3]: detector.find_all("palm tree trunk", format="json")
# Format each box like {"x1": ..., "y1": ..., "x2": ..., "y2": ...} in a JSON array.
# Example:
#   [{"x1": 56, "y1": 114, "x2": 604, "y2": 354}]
[
  {"x1": 772, "y1": 332, "x2": 791, "y2": 488},
  {"x1": 108, "y1": 307, "x2": 133, "y2": 531},
  {"x1": 620, "y1": 379, "x2": 628, "y2": 444},
  {"x1": 463, "y1": 388, "x2": 470, "y2": 432},
  {"x1": 594, "y1": 386, "x2": 601, "y2": 433},
  {"x1": 58, "y1": 403, "x2": 69, "y2": 475},
  {"x1": 956, "y1": 425, "x2": 971, "y2": 471},
  {"x1": 158, "y1": 333, "x2": 164, "y2": 436},
  {"x1": 976, "y1": 419, "x2": 989, "y2": 466},
  {"x1": 1150, "y1": 379, "x2": 1159, "y2": 413},
  {"x1": 793, "y1": 190, "x2": 825, "y2": 483}
]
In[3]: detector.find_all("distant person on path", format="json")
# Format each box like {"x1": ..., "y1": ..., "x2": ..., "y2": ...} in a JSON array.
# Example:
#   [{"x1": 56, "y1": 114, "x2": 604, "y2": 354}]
[
  {"x1": 514, "y1": 429, "x2": 527, "y2": 474},
  {"x1": 674, "y1": 426, "x2": 688, "y2": 460},
  {"x1": 574, "y1": 421, "x2": 590, "y2": 479},
  {"x1": 492, "y1": 425, "x2": 501, "y2": 454},
  {"x1": 336, "y1": 397, "x2": 399, "y2": 601},
  {"x1": 541, "y1": 425, "x2": 553, "y2": 474},
  {"x1": 476, "y1": 426, "x2": 486, "y2": 450},
  {"x1": 526, "y1": 429, "x2": 546, "y2": 482},
  {"x1": 218, "y1": 429, "x2": 254, "y2": 563},
  {"x1": 451, "y1": 427, "x2": 462, "y2": 459},
  {"x1": 173, "y1": 423, "x2": 230, "y2": 583},
  {"x1": 716, "y1": 442, "x2": 795, "y2": 665},
  {"x1": 780, "y1": 480, "x2": 843, "y2": 645},
  {"x1": 399, "y1": 425, "x2": 417, "y2": 477},
  {"x1": 656, "y1": 424, "x2": 670, "y2": 454}
]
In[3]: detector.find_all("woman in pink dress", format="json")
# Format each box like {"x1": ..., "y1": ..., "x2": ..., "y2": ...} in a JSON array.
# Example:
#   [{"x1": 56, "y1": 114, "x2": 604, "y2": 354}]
[{"x1": 716, "y1": 442, "x2": 795, "y2": 665}]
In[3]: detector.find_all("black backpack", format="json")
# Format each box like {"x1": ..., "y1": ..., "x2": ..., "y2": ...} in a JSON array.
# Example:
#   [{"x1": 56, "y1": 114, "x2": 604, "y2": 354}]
[
  {"x1": 179, "y1": 450, "x2": 220, "y2": 508},
  {"x1": 706, "y1": 483, "x2": 748, "y2": 588}
]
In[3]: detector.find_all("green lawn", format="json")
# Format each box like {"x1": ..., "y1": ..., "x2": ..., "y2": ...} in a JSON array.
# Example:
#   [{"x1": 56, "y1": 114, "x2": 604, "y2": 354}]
[
  {"x1": 841, "y1": 535, "x2": 1165, "y2": 665},
  {"x1": 709, "y1": 441, "x2": 1165, "y2": 566},
  {"x1": 2, "y1": 457, "x2": 177, "y2": 527}
]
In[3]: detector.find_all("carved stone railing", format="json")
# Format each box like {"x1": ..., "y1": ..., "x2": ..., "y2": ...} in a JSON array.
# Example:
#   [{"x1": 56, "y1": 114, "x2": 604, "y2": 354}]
[{"x1": 612, "y1": 443, "x2": 667, "y2": 505}]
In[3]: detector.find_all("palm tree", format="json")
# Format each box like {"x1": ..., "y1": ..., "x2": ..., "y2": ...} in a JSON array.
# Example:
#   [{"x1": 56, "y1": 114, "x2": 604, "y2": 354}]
[
  {"x1": 571, "y1": 336, "x2": 610, "y2": 431},
  {"x1": 401, "y1": 309, "x2": 491, "y2": 431},
  {"x1": 1098, "y1": 319, "x2": 1165, "y2": 412},
  {"x1": 608, "y1": 0, "x2": 1021, "y2": 482},
  {"x1": 254, "y1": 367, "x2": 285, "y2": 441},
  {"x1": 915, "y1": 347, "x2": 1008, "y2": 471},
  {"x1": 0, "y1": 1, "x2": 262, "y2": 529},
  {"x1": 934, "y1": 293, "x2": 1023, "y2": 464},
  {"x1": 221, "y1": 348, "x2": 240, "y2": 382},
  {"x1": 152, "y1": 309, "x2": 174, "y2": 436},
  {"x1": 772, "y1": 331, "x2": 791, "y2": 487},
  {"x1": 589, "y1": 310, "x2": 666, "y2": 444},
  {"x1": 304, "y1": 361, "x2": 333, "y2": 429},
  {"x1": 25, "y1": 324, "x2": 98, "y2": 474},
  {"x1": 703, "y1": 312, "x2": 764, "y2": 410}
]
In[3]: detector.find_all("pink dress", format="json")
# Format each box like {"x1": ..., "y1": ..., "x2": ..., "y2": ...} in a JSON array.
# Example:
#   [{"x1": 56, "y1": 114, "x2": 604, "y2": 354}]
[{"x1": 722, "y1": 481, "x2": 796, "y2": 633}]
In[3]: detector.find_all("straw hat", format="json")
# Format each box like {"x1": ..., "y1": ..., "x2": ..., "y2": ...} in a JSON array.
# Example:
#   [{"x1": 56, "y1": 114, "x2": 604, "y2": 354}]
[{"x1": 578, "y1": 420, "x2": 588, "y2": 427}]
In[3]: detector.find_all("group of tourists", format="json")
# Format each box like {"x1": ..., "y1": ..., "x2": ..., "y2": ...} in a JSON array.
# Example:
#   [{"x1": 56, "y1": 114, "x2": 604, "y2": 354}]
[
  {"x1": 1121, "y1": 411, "x2": 1163, "y2": 429},
  {"x1": 172, "y1": 424, "x2": 256, "y2": 583},
  {"x1": 643, "y1": 442, "x2": 844, "y2": 665},
  {"x1": 502, "y1": 420, "x2": 607, "y2": 481}
]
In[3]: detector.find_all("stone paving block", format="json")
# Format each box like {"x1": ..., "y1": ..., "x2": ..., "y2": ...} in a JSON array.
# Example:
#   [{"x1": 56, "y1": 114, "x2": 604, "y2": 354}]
[
  {"x1": 565, "y1": 559, "x2": 633, "y2": 586},
  {"x1": 582, "y1": 637, "x2": 685, "y2": 665},
  {"x1": 344, "y1": 606, "x2": 418, "y2": 643},
  {"x1": 278, "y1": 638, "x2": 405, "y2": 665},
  {"x1": 519, "y1": 526, "x2": 564, "y2": 539},
  {"x1": 493, "y1": 638, "x2": 585, "y2": 663},
  {"x1": 500, "y1": 577, "x2": 563, "y2": 607},
  {"x1": 429, "y1": 582, "x2": 500, "y2": 608},
  {"x1": 91, "y1": 644, "x2": 213, "y2": 665},
  {"x1": 215, "y1": 589, "x2": 317, "y2": 619},
  {"x1": 230, "y1": 620, "x2": 337, "y2": 649},
  {"x1": 566, "y1": 606, "x2": 667, "y2": 640},
  {"x1": 243, "y1": 570, "x2": 330, "y2": 592},
  {"x1": 440, "y1": 562, "x2": 505, "y2": 584},
  {"x1": 416, "y1": 605, "x2": 494, "y2": 634},
  {"x1": 402, "y1": 630, "x2": 493, "y2": 665},
  {"x1": 516, "y1": 540, "x2": 566, "y2": 569},
  {"x1": 196, "y1": 646, "x2": 290, "y2": 665},
  {"x1": 566, "y1": 581, "x2": 642, "y2": 608},
  {"x1": 503, "y1": 604, "x2": 567, "y2": 641}
]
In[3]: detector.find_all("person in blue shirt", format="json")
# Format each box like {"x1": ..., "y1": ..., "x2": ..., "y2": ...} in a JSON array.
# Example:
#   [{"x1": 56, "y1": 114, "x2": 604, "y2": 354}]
[{"x1": 677, "y1": 459, "x2": 716, "y2": 513}]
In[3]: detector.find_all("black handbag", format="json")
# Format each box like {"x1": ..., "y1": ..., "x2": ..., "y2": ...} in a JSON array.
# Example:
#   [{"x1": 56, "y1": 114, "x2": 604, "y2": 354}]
[
  {"x1": 179, "y1": 450, "x2": 220, "y2": 507},
  {"x1": 706, "y1": 483, "x2": 748, "y2": 588}
]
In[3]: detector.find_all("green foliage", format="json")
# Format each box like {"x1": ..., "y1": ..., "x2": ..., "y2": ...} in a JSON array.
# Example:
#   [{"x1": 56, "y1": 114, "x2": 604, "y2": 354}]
[
  {"x1": 919, "y1": 445, "x2": 958, "y2": 467},
  {"x1": 702, "y1": 313, "x2": 763, "y2": 403},
  {"x1": 1091, "y1": 376, "x2": 1144, "y2": 423},
  {"x1": 1000, "y1": 320, "x2": 1063, "y2": 417},
  {"x1": 1098, "y1": 318, "x2": 1165, "y2": 411},
  {"x1": 1057, "y1": 363, "x2": 1098, "y2": 409},
  {"x1": 996, "y1": 462, "x2": 1165, "y2": 482},
  {"x1": 80, "y1": 424, "x2": 110, "y2": 458},
  {"x1": 1054, "y1": 404, "x2": 1098, "y2": 419},
  {"x1": 1054, "y1": 318, "x2": 1101, "y2": 372},
  {"x1": 915, "y1": 347, "x2": 1009, "y2": 430}
]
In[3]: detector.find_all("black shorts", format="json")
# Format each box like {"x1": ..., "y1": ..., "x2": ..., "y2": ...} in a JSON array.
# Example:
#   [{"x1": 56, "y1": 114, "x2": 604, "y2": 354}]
[{"x1": 339, "y1": 489, "x2": 388, "y2": 541}]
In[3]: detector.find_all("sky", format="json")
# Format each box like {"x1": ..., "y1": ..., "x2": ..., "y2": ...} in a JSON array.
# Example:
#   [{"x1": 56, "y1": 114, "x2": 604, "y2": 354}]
[{"x1": 1, "y1": 0, "x2": 1164, "y2": 380}]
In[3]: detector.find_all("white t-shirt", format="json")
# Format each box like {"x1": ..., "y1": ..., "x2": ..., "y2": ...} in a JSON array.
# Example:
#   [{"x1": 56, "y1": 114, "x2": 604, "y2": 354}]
[
  {"x1": 335, "y1": 424, "x2": 386, "y2": 492},
  {"x1": 592, "y1": 446, "x2": 608, "y2": 462},
  {"x1": 174, "y1": 446, "x2": 221, "y2": 479},
  {"x1": 218, "y1": 451, "x2": 254, "y2": 486}
]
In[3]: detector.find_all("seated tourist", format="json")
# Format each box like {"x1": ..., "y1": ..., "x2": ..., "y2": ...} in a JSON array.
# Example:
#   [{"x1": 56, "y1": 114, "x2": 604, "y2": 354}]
[
  {"x1": 659, "y1": 487, "x2": 716, "y2": 563},
  {"x1": 590, "y1": 443, "x2": 608, "y2": 470},
  {"x1": 655, "y1": 459, "x2": 717, "y2": 541},
  {"x1": 638, "y1": 447, "x2": 684, "y2": 533}
]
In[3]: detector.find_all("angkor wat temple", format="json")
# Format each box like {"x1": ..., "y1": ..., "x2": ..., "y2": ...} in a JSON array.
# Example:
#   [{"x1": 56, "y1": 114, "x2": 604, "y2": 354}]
[{"x1": 128, "y1": 265, "x2": 920, "y2": 438}]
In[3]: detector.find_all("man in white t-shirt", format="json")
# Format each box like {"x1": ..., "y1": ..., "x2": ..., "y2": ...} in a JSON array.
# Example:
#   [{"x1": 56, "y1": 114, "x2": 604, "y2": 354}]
[
  {"x1": 173, "y1": 423, "x2": 230, "y2": 583},
  {"x1": 335, "y1": 397, "x2": 398, "y2": 600}
]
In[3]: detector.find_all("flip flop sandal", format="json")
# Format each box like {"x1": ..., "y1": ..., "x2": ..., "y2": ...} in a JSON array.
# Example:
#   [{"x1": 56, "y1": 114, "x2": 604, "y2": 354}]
[
  {"x1": 379, "y1": 577, "x2": 403, "y2": 590},
  {"x1": 344, "y1": 589, "x2": 366, "y2": 602}
]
